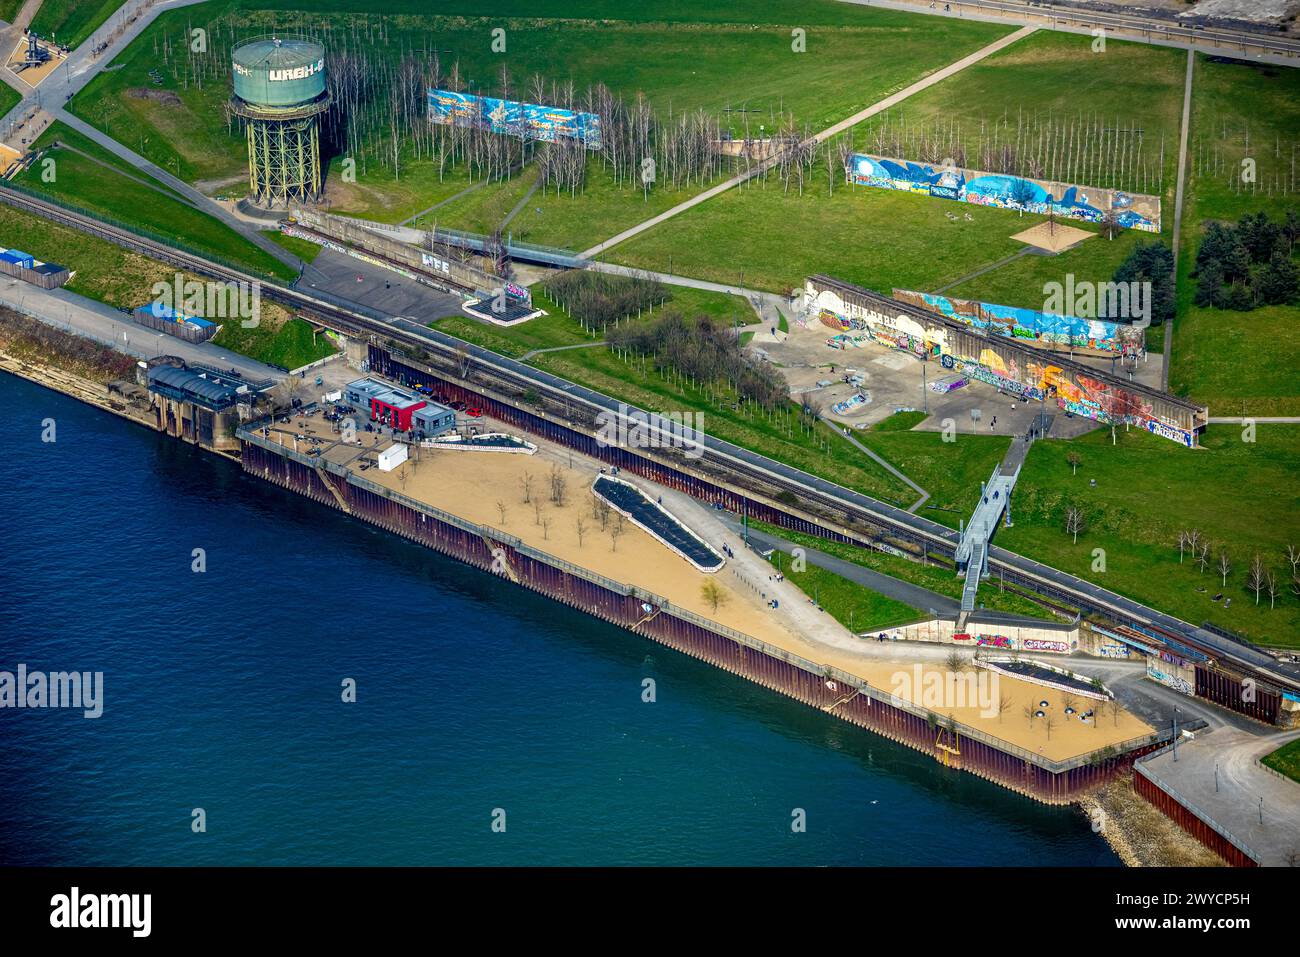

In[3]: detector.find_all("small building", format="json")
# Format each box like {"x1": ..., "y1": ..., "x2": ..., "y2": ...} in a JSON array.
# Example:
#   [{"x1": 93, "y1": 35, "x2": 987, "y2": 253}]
[
  {"x1": 376, "y1": 443, "x2": 408, "y2": 472},
  {"x1": 0, "y1": 247, "x2": 70, "y2": 289},
  {"x1": 146, "y1": 361, "x2": 272, "y2": 451},
  {"x1": 343, "y1": 377, "x2": 454, "y2": 436},
  {"x1": 131, "y1": 302, "x2": 220, "y2": 344}
]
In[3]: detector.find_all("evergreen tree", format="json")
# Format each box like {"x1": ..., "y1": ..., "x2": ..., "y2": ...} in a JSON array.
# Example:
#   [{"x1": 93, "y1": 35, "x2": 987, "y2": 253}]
[
  {"x1": 1257, "y1": 251, "x2": 1300, "y2": 305},
  {"x1": 1194, "y1": 257, "x2": 1224, "y2": 308}
]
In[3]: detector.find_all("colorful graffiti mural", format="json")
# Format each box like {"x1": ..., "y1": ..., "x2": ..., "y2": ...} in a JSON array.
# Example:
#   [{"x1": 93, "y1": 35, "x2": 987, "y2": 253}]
[
  {"x1": 894, "y1": 290, "x2": 1144, "y2": 356},
  {"x1": 976, "y1": 634, "x2": 1014, "y2": 649},
  {"x1": 848, "y1": 154, "x2": 1160, "y2": 232},
  {"x1": 1146, "y1": 661, "x2": 1194, "y2": 696},
  {"x1": 1023, "y1": 638, "x2": 1070, "y2": 654},
  {"x1": 428, "y1": 89, "x2": 602, "y2": 149},
  {"x1": 808, "y1": 277, "x2": 1205, "y2": 447}
]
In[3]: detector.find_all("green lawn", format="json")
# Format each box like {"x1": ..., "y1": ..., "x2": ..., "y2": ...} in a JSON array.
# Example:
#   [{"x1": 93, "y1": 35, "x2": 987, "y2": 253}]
[
  {"x1": 1170, "y1": 55, "x2": 1300, "y2": 417},
  {"x1": 30, "y1": 0, "x2": 126, "y2": 48},
  {"x1": 752, "y1": 519, "x2": 1058, "y2": 620},
  {"x1": 0, "y1": 0, "x2": 23, "y2": 23},
  {"x1": 1261, "y1": 738, "x2": 1300, "y2": 784},
  {"x1": 853, "y1": 31, "x2": 1186, "y2": 197},
  {"x1": 0, "y1": 202, "x2": 328, "y2": 369},
  {"x1": 611, "y1": 177, "x2": 1044, "y2": 294},
  {"x1": 210, "y1": 315, "x2": 337, "y2": 370},
  {"x1": 0, "y1": 81, "x2": 18, "y2": 119},
  {"x1": 766, "y1": 552, "x2": 922, "y2": 633},
  {"x1": 68, "y1": 0, "x2": 1007, "y2": 241},
  {"x1": 434, "y1": 288, "x2": 916, "y2": 506},
  {"x1": 999, "y1": 425, "x2": 1300, "y2": 648},
  {"x1": 15, "y1": 123, "x2": 294, "y2": 280},
  {"x1": 264, "y1": 229, "x2": 324, "y2": 265},
  {"x1": 612, "y1": 29, "x2": 1185, "y2": 297}
]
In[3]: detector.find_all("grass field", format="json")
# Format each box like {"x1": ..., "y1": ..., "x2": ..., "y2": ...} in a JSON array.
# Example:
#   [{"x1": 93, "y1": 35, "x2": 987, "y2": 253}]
[
  {"x1": 14, "y1": 123, "x2": 295, "y2": 280},
  {"x1": 765, "y1": 552, "x2": 922, "y2": 633},
  {"x1": 611, "y1": 176, "x2": 1045, "y2": 294},
  {"x1": 752, "y1": 520, "x2": 1057, "y2": 621},
  {"x1": 1261, "y1": 738, "x2": 1300, "y2": 784},
  {"x1": 68, "y1": 0, "x2": 1006, "y2": 238},
  {"x1": 1170, "y1": 56, "x2": 1300, "y2": 417},
  {"x1": 999, "y1": 425, "x2": 1300, "y2": 648},
  {"x1": 0, "y1": 0, "x2": 23, "y2": 24},
  {"x1": 0, "y1": 81, "x2": 18, "y2": 119},
  {"x1": 612, "y1": 29, "x2": 1184, "y2": 298},
  {"x1": 30, "y1": 0, "x2": 126, "y2": 48},
  {"x1": 433, "y1": 288, "x2": 917, "y2": 506}
]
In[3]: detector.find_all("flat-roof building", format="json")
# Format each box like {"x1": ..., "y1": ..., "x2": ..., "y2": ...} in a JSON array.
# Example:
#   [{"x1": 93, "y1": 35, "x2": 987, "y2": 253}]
[{"x1": 343, "y1": 377, "x2": 454, "y2": 435}]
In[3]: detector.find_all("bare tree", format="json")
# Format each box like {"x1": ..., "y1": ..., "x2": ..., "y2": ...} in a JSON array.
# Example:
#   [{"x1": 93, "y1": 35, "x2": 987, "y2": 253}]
[
  {"x1": 997, "y1": 693, "x2": 1012, "y2": 723},
  {"x1": 548, "y1": 464, "x2": 568, "y2": 506},
  {"x1": 496, "y1": 500, "x2": 507, "y2": 525},
  {"x1": 609, "y1": 519, "x2": 625, "y2": 552},
  {"x1": 1265, "y1": 571, "x2": 1280, "y2": 610},
  {"x1": 533, "y1": 499, "x2": 543, "y2": 526},
  {"x1": 1022, "y1": 704, "x2": 1036, "y2": 727},
  {"x1": 1043, "y1": 714, "x2": 1058, "y2": 741},
  {"x1": 1067, "y1": 451, "x2": 1081, "y2": 475},
  {"x1": 1186, "y1": 528, "x2": 1203, "y2": 564},
  {"x1": 593, "y1": 497, "x2": 611, "y2": 529},
  {"x1": 1197, "y1": 541, "x2": 1212, "y2": 575},
  {"x1": 945, "y1": 650, "x2": 964, "y2": 673},
  {"x1": 701, "y1": 578, "x2": 727, "y2": 613},
  {"x1": 1062, "y1": 692, "x2": 1078, "y2": 714},
  {"x1": 541, "y1": 515, "x2": 552, "y2": 540},
  {"x1": 520, "y1": 470, "x2": 534, "y2": 505},
  {"x1": 1177, "y1": 529, "x2": 1189, "y2": 563},
  {"x1": 1286, "y1": 544, "x2": 1300, "y2": 577},
  {"x1": 1218, "y1": 549, "x2": 1231, "y2": 587},
  {"x1": 1248, "y1": 553, "x2": 1266, "y2": 604},
  {"x1": 1064, "y1": 505, "x2": 1086, "y2": 544},
  {"x1": 575, "y1": 516, "x2": 588, "y2": 548}
]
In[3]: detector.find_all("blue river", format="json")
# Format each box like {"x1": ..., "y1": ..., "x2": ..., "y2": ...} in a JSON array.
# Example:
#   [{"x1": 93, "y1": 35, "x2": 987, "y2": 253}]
[{"x1": 0, "y1": 373, "x2": 1117, "y2": 866}]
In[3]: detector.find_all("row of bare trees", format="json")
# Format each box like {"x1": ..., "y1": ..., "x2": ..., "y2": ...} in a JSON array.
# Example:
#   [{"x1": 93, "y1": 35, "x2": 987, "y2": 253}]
[
  {"x1": 1177, "y1": 531, "x2": 1298, "y2": 609},
  {"x1": 607, "y1": 310, "x2": 788, "y2": 409},
  {"x1": 862, "y1": 108, "x2": 1166, "y2": 195}
]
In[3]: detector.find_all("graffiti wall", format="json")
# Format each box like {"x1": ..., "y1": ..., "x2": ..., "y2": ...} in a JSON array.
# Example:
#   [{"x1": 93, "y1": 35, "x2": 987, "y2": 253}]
[
  {"x1": 1146, "y1": 659, "x2": 1194, "y2": 696},
  {"x1": 807, "y1": 276, "x2": 1207, "y2": 447},
  {"x1": 848, "y1": 153, "x2": 1160, "y2": 232},
  {"x1": 428, "y1": 89, "x2": 602, "y2": 149},
  {"x1": 893, "y1": 289, "x2": 1144, "y2": 356}
]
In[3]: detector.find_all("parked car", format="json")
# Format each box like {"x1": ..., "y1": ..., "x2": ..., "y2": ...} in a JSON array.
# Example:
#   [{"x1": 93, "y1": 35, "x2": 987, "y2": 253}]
[{"x1": 466, "y1": 407, "x2": 483, "y2": 418}]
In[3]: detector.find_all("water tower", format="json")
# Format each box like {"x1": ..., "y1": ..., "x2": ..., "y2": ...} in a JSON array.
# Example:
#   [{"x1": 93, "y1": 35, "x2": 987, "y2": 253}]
[{"x1": 230, "y1": 36, "x2": 331, "y2": 207}]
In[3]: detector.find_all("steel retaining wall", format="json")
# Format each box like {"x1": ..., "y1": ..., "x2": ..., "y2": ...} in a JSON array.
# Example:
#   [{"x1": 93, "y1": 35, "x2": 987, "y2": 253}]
[
  {"x1": 1133, "y1": 755, "x2": 1260, "y2": 867},
  {"x1": 239, "y1": 436, "x2": 1160, "y2": 805}
]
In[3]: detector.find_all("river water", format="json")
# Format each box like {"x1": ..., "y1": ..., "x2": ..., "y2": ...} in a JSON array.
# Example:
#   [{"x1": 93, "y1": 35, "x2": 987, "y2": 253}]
[{"x1": 0, "y1": 373, "x2": 1117, "y2": 865}]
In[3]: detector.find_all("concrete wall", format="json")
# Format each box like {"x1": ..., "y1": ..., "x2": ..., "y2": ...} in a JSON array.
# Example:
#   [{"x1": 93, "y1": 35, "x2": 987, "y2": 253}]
[{"x1": 860, "y1": 615, "x2": 1079, "y2": 654}]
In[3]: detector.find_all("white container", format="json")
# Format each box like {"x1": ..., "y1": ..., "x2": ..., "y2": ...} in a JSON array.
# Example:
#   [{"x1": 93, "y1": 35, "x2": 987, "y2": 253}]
[{"x1": 376, "y1": 443, "x2": 408, "y2": 472}]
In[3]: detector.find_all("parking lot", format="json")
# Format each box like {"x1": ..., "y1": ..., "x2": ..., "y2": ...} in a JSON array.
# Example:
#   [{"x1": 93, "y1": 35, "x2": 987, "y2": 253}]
[{"x1": 756, "y1": 315, "x2": 1160, "y2": 440}]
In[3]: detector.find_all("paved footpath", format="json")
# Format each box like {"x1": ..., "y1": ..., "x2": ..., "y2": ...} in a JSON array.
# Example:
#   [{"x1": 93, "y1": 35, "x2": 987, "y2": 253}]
[
  {"x1": 1140, "y1": 725, "x2": 1300, "y2": 866},
  {"x1": 0, "y1": 0, "x2": 299, "y2": 272},
  {"x1": 0, "y1": 276, "x2": 287, "y2": 381},
  {"x1": 577, "y1": 25, "x2": 1038, "y2": 260}
]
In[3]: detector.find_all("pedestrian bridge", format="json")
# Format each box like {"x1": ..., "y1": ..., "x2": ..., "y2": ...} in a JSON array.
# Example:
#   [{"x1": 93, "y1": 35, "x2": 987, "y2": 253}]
[{"x1": 955, "y1": 445, "x2": 1026, "y2": 626}]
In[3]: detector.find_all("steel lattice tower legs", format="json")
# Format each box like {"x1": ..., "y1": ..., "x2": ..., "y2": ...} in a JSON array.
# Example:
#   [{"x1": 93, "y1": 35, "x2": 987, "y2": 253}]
[{"x1": 246, "y1": 115, "x2": 322, "y2": 207}]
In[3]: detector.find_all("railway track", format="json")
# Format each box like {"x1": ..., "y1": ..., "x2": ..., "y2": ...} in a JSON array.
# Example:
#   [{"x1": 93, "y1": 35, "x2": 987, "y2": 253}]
[{"x1": 4, "y1": 184, "x2": 1298, "y2": 698}]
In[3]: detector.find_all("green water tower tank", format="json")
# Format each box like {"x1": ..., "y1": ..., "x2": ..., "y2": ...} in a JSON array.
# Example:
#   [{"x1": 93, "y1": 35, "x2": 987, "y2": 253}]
[{"x1": 230, "y1": 36, "x2": 331, "y2": 208}]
